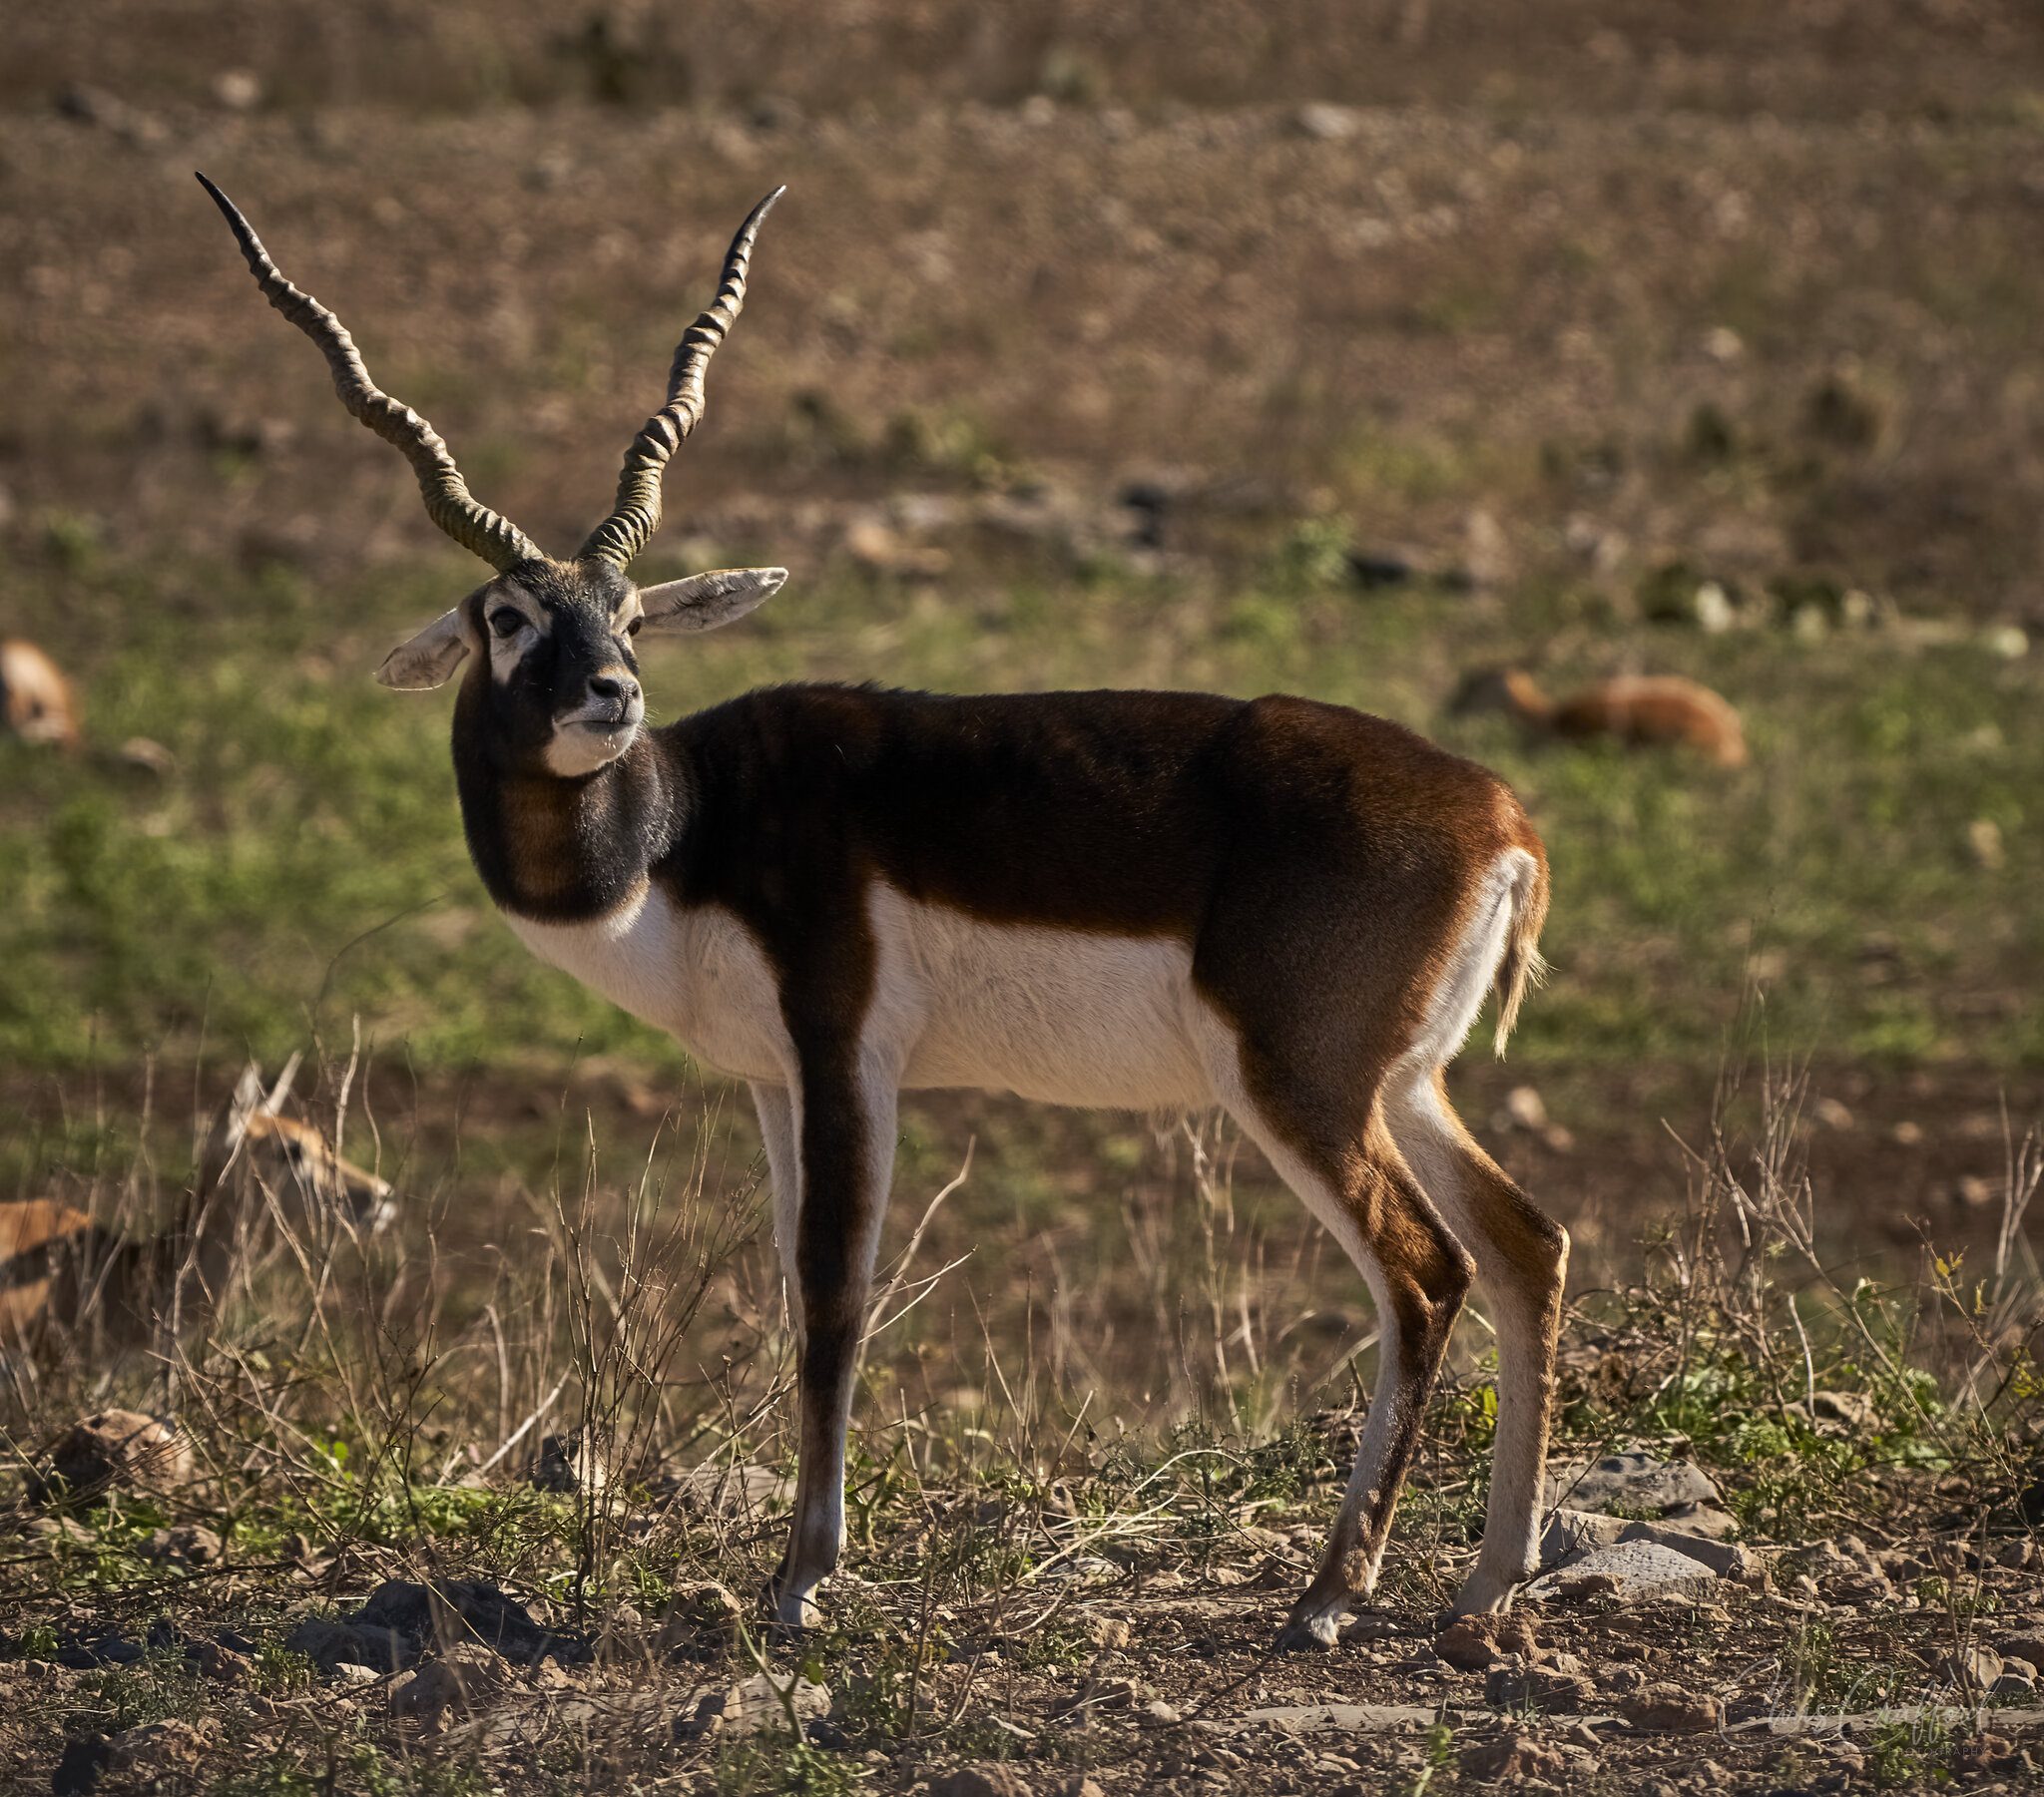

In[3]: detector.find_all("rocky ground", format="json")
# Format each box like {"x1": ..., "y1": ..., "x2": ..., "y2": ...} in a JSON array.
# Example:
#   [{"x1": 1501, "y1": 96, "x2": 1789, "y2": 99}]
[{"x1": 5, "y1": 1403, "x2": 2042, "y2": 1794}]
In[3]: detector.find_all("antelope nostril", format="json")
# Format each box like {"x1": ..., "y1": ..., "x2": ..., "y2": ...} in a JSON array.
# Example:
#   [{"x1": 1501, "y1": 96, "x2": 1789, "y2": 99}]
[{"x1": 588, "y1": 672, "x2": 639, "y2": 705}]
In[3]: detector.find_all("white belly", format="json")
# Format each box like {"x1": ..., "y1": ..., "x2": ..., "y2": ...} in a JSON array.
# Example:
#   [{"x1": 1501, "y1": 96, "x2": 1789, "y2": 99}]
[
  {"x1": 869, "y1": 885, "x2": 1212, "y2": 1110},
  {"x1": 501, "y1": 880, "x2": 1215, "y2": 1112}
]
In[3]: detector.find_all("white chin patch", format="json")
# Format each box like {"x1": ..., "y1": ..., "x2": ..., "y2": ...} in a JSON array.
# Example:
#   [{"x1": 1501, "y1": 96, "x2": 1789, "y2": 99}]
[{"x1": 543, "y1": 721, "x2": 639, "y2": 777}]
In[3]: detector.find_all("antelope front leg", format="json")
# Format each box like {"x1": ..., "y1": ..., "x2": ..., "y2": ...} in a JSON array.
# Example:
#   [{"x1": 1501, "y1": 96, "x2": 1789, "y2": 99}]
[{"x1": 768, "y1": 1045, "x2": 897, "y2": 1629}]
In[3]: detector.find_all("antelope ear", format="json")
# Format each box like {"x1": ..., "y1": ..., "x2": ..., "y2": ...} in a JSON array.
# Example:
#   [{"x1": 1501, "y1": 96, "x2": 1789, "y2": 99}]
[
  {"x1": 376, "y1": 608, "x2": 475, "y2": 688},
  {"x1": 636, "y1": 567, "x2": 786, "y2": 635}
]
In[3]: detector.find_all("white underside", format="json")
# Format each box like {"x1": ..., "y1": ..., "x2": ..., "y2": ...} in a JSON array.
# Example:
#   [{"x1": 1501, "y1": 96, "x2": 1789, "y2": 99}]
[{"x1": 506, "y1": 879, "x2": 1221, "y2": 1109}]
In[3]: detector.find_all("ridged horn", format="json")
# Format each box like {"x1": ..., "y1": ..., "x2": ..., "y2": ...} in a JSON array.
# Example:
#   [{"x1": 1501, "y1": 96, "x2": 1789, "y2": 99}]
[
  {"x1": 197, "y1": 174, "x2": 543, "y2": 574},
  {"x1": 578, "y1": 188, "x2": 783, "y2": 570}
]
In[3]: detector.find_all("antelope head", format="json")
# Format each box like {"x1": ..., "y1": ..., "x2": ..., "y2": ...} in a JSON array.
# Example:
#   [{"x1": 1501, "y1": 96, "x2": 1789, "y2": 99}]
[
  {"x1": 198, "y1": 176, "x2": 788, "y2": 780},
  {"x1": 198, "y1": 1058, "x2": 395, "y2": 1235}
]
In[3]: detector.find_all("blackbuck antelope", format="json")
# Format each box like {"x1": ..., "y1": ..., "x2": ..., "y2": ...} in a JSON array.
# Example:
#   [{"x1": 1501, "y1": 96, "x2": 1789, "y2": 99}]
[
  {"x1": 202, "y1": 176, "x2": 1568, "y2": 1645},
  {"x1": 1451, "y1": 667, "x2": 1749, "y2": 767},
  {"x1": 0, "y1": 1061, "x2": 393, "y2": 1355}
]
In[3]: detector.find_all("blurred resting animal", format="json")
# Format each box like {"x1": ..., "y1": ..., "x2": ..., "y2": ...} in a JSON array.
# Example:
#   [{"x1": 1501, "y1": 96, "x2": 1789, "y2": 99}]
[
  {"x1": 0, "y1": 638, "x2": 81, "y2": 749},
  {"x1": 0, "y1": 1061, "x2": 392, "y2": 1356},
  {"x1": 1450, "y1": 667, "x2": 1748, "y2": 766},
  {"x1": 204, "y1": 174, "x2": 1570, "y2": 1650}
]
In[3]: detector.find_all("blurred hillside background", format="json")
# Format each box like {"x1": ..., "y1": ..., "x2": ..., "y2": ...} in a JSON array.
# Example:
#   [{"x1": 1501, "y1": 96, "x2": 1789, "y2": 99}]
[{"x1": 2, "y1": 0, "x2": 2042, "y2": 1288}]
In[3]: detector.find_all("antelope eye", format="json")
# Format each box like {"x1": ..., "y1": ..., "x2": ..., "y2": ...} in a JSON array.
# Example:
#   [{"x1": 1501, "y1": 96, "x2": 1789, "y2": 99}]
[
  {"x1": 625, "y1": 618, "x2": 643, "y2": 638},
  {"x1": 488, "y1": 610, "x2": 524, "y2": 639}
]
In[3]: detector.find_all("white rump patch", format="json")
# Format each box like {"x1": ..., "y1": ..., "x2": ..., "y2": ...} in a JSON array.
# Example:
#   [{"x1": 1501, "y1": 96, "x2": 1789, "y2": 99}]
[{"x1": 1406, "y1": 847, "x2": 1538, "y2": 1072}]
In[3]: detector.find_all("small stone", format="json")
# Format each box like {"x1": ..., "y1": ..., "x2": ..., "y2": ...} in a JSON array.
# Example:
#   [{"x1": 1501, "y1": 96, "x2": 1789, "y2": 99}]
[
  {"x1": 1946, "y1": 1644, "x2": 2004, "y2": 1691},
  {"x1": 1484, "y1": 1662, "x2": 1594, "y2": 1713},
  {"x1": 390, "y1": 1644, "x2": 508, "y2": 1729},
  {"x1": 1503, "y1": 1086, "x2": 1549, "y2": 1131},
  {"x1": 1460, "y1": 1731, "x2": 1566, "y2": 1781},
  {"x1": 1694, "y1": 581, "x2": 1738, "y2": 633},
  {"x1": 1293, "y1": 103, "x2": 1361, "y2": 141},
  {"x1": 1088, "y1": 1614, "x2": 1133, "y2": 1649},
  {"x1": 141, "y1": 1523, "x2": 223, "y2": 1566},
  {"x1": 1436, "y1": 1612, "x2": 1541, "y2": 1671},
  {"x1": 33, "y1": 1411, "x2": 193, "y2": 1504},
  {"x1": 183, "y1": 1637, "x2": 252, "y2": 1682},
  {"x1": 1539, "y1": 1508, "x2": 1628, "y2": 1566},
  {"x1": 659, "y1": 1578, "x2": 745, "y2": 1643},
  {"x1": 1619, "y1": 1684, "x2": 1721, "y2": 1732},
  {"x1": 1969, "y1": 819, "x2": 2007, "y2": 870},
  {"x1": 212, "y1": 69, "x2": 264, "y2": 111},
  {"x1": 1058, "y1": 1781, "x2": 1107, "y2": 1797}
]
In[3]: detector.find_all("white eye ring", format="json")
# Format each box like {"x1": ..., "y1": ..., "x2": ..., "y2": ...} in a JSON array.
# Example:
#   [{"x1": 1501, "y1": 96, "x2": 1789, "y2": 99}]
[{"x1": 488, "y1": 610, "x2": 526, "y2": 640}]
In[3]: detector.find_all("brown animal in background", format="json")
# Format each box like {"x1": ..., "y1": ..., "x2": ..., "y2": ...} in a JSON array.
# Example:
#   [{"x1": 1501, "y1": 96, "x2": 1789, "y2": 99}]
[
  {"x1": 0, "y1": 1062, "x2": 393, "y2": 1357},
  {"x1": 1450, "y1": 668, "x2": 1748, "y2": 766},
  {"x1": 0, "y1": 639, "x2": 81, "y2": 750}
]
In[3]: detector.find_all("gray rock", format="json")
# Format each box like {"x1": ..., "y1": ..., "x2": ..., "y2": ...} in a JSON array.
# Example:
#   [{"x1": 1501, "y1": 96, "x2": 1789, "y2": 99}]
[
  {"x1": 1658, "y1": 1501, "x2": 1741, "y2": 1541},
  {"x1": 685, "y1": 1671, "x2": 831, "y2": 1739},
  {"x1": 1545, "y1": 1452, "x2": 1720, "y2": 1516},
  {"x1": 1540, "y1": 1508, "x2": 1628, "y2": 1567},
  {"x1": 1615, "y1": 1521, "x2": 1763, "y2": 1584},
  {"x1": 1293, "y1": 103, "x2": 1361, "y2": 142},
  {"x1": 1526, "y1": 1539, "x2": 1725, "y2": 1603}
]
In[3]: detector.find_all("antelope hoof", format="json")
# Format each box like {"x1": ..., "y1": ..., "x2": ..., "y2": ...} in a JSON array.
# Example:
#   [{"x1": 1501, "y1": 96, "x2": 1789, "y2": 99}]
[
  {"x1": 763, "y1": 1574, "x2": 823, "y2": 1634},
  {"x1": 1275, "y1": 1600, "x2": 1345, "y2": 1652},
  {"x1": 1449, "y1": 1565, "x2": 1528, "y2": 1616}
]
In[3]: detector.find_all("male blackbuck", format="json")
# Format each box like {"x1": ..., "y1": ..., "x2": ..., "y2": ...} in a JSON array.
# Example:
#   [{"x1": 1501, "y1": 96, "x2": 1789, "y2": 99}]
[
  {"x1": 0, "y1": 1062, "x2": 393, "y2": 1357},
  {"x1": 1451, "y1": 667, "x2": 1749, "y2": 767},
  {"x1": 202, "y1": 175, "x2": 1568, "y2": 1645}
]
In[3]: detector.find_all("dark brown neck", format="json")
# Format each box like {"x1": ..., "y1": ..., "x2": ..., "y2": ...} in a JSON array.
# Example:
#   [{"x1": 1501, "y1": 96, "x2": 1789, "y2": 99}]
[{"x1": 452, "y1": 711, "x2": 690, "y2": 922}]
